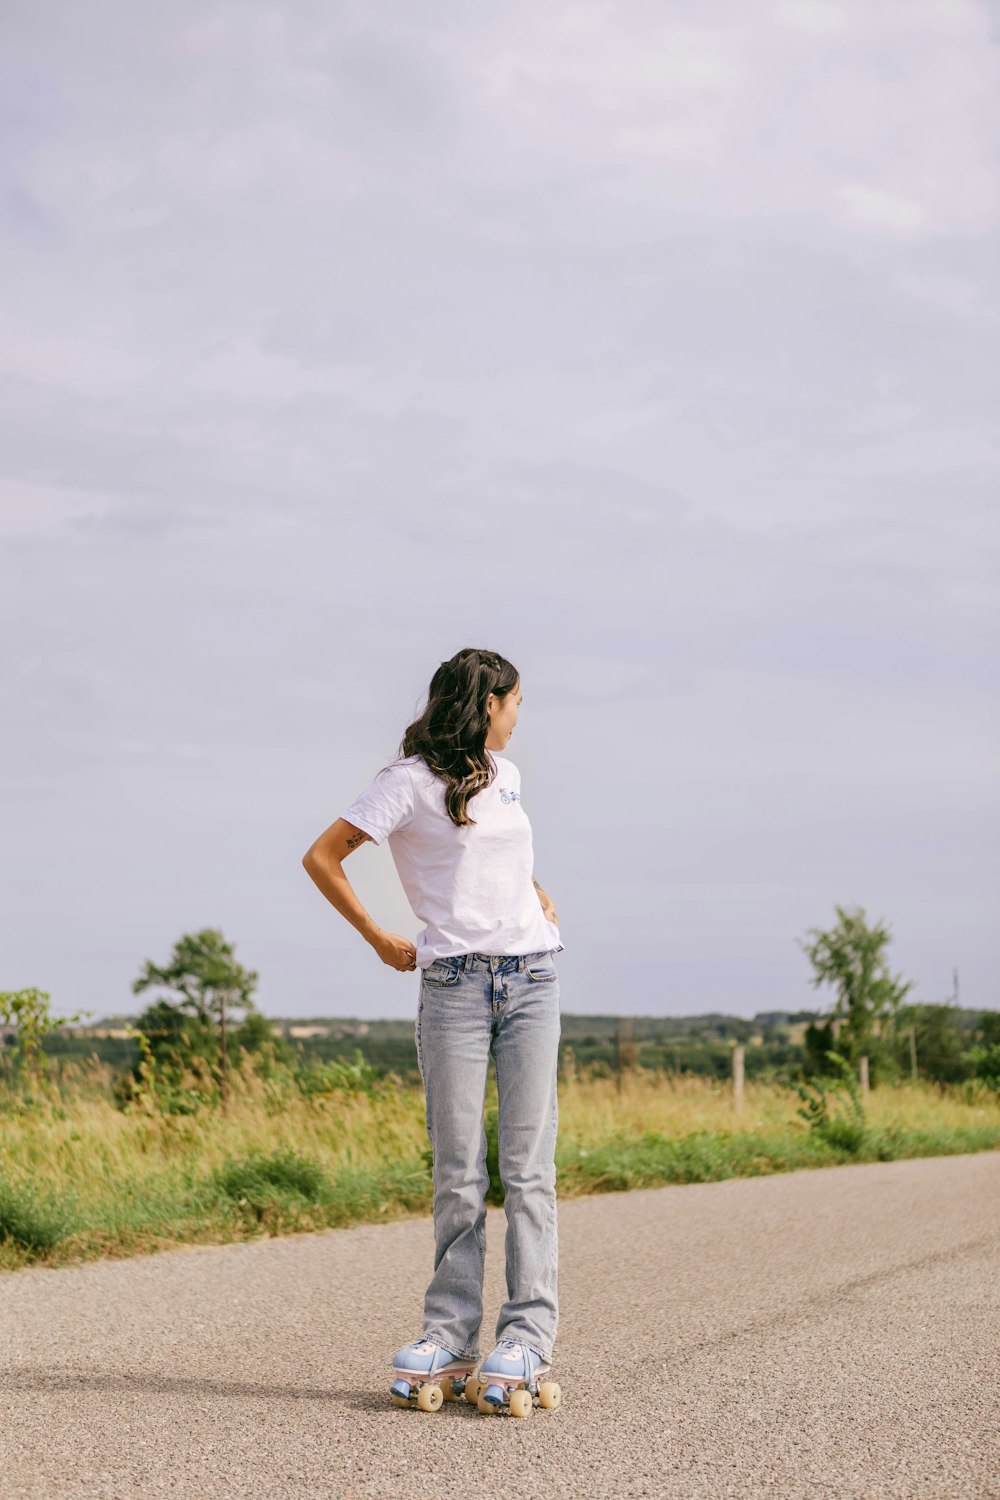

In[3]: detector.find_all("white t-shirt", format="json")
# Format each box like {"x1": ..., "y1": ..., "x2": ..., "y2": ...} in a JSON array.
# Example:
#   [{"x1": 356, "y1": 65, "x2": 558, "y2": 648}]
[{"x1": 339, "y1": 749, "x2": 564, "y2": 968}]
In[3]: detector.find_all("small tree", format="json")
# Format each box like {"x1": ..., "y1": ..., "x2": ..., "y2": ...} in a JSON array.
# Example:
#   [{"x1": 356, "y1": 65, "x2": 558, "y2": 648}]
[
  {"x1": 132, "y1": 996, "x2": 218, "y2": 1068},
  {"x1": 963, "y1": 1011, "x2": 1000, "y2": 1090},
  {"x1": 0, "y1": 988, "x2": 88, "y2": 1091},
  {"x1": 794, "y1": 1049, "x2": 867, "y2": 1153},
  {"x1": 132, "y1": 929, "x2": 260, "y2": 1103},
  {"x1": 799, "y1": 905, "x2": 913, "y2": 1077}
]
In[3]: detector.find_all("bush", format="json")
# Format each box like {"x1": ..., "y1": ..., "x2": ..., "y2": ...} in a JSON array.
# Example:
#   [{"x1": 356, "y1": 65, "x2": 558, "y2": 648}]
[
  {"x1": 210, "y1": 1146, "x2": 332, "y2": 1214},
  {"x1": 0, "y1": 1177, "x2": 76, "y2": 1252},
  {"x1": 295, "y1": 1052, "x2": 383, "y2": 1100},
  {"x1": 792, "y1": 1050, "x2": 868, "y2": 1155},
  {"x1": 964, "y1": 1043, "x2": 1000, "y2": 1090}
]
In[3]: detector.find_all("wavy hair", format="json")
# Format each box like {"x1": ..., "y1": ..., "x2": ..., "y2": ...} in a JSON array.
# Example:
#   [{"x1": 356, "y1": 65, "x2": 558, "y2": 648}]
[{"x1": 383, "y1": 648, "x2": 519, "y2": 829}]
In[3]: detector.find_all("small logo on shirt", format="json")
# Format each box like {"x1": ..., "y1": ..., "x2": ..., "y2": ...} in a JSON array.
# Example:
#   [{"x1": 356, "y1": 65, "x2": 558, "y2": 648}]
[{"x1": 499, "y1": 787, "x2": 520, "y2": 803}]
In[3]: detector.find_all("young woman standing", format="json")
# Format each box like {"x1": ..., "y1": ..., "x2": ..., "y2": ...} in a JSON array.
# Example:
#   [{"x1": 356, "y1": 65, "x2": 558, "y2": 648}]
[{"x1": 301, "y1": 648, "x2": 564, "y2": 1416}]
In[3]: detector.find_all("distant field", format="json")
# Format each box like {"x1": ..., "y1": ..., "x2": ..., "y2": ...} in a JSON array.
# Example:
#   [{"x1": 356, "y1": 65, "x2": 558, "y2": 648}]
[
  {"x1": 45, "y1": 1004, "x2": 992, "y2": 1085},
  {"x1": 2, "y1": 1052, "x2": 998, "y2": 1273}
]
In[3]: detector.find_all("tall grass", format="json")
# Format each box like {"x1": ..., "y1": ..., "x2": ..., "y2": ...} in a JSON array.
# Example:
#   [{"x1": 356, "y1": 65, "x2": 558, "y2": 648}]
[{"x1": 1, "y1": 1052, "x2": 997, "y2": 1271}]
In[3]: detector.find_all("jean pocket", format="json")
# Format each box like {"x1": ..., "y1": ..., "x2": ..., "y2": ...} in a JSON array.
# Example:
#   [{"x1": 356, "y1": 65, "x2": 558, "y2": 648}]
[
  {"x1": 422, "y1": 960, "x2": 461, "y2": 988},
  {"x1": 525, "y1": 960, "x2": 557, "y2": 984}
]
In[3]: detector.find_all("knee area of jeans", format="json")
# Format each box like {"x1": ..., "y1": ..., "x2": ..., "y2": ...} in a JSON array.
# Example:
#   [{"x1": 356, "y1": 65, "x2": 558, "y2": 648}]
[{"x1": 496, "y1": 1161, "x2": 556, "y2": 1191}]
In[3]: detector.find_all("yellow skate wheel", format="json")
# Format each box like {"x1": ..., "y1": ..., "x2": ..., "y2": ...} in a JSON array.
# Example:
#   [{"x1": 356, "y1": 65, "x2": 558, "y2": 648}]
[
  {"x1": 465, "y1": 1376, "x2": 482, "y2": 1404},
  {"x1": 440, "y1": 1377, "x2": 459, "y2": 1402},
  {"x1": 477, "y1": 1393, "x2": 497, "y2": 1415},
  {"x1": 538, "y1": 1381, "x2": 561, "y2": 1410},
  {"x1": 417, "y1": 1383, "x2": 444, "y2": 1412},
  {"x1": 509, "y1": 1389, "x2": 533, "y2": 1419},
  {"x1": 390, "y1": 1393, "x2": 411, "y2": 1408}
]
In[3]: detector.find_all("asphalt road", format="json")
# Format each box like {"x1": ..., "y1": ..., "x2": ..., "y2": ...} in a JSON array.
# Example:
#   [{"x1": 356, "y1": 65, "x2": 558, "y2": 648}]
[{"x1": 2, "y1": 1152, "x2": 998, "y2": 1500}]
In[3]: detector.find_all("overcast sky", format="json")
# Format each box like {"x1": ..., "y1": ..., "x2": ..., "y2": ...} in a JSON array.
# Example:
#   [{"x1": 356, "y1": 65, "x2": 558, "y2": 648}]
[{"x1": 2, "y1": 0, "x2": 998, "y2": 1024}]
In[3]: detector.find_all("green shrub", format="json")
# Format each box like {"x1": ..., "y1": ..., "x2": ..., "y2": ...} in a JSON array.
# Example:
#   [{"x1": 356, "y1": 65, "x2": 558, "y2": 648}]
[
  {"x1": 295, "y1": 1052, "x2": 382, "y2": 1099},
  {"x1": 793, "y1": 1050, "x2": 868, "y2": 1154},
  {"x1": 0, "y1": 1177, "x2": 76, "y2": 1252},
  {"x1": 963, "y1": 1043, "x2": 1000, "y2": 1089},
  {"x1": 210, "y1": 1146, "x2": 332, "y2": 1211}
]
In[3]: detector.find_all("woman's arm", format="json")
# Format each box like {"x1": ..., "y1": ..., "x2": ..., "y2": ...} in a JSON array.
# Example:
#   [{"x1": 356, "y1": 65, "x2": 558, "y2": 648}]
[
  {"x1": 302, "y1": 818, "x2": 417, "y2": 971},
  {"x1": 532, "y1": 876, "x2": 559, "y2": 927}
]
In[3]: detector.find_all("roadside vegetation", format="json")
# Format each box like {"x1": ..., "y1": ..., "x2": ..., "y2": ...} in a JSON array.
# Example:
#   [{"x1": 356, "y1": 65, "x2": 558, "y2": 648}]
[{"x1": 2, "y1": 911, "x2": 998, "y2": 1272}]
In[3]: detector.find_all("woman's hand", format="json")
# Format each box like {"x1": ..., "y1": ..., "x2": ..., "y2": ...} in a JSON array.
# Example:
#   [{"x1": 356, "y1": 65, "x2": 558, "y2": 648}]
[
  {"x1": 372, "y1": 930, "x2": 418, "y2": 972},
  {"x1": 533, "y1": 877, "x2": 559, "y2": 927}
]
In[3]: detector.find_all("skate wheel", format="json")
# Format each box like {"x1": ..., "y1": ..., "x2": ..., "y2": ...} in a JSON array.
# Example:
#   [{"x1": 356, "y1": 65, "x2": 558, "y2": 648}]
[
  {"x1": 417, "y1": 1382, "x2": 444, "y2": 1412},
  {"x1": 538, "y1": 1381, "x2": 561, "y2": 1410},
  {"x1": 465, "y1": 1376, "x2": 482, "y2": 1404},
  {"x1": 477, "y1": 1393, "x2": 496, "y2": 1415},
  {"x1": 440, "y1": 1377, "x2": 460, "y2": 1402},
  {"x1": 509, "y1": 1389, "x2": 533, "y2": 1418},
  {"x1": 390, "y1": 1393, "x2": 411, "y2": 1408}
]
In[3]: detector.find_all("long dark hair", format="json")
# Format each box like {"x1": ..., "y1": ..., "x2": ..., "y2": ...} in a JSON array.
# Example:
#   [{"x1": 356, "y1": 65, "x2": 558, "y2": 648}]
[{"x1": 384, "y1": 648, "x2": 519, "y2": 829}]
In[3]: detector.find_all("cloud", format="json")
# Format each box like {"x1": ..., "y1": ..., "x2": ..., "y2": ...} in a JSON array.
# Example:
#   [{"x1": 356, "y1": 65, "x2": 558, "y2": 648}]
[
  {"x1": 836, "y1": 183, "x2": 928, "y2": 236},
  {"x1": 1, "y1": 0, "x2": 997, "y2": 1018},
  {"x1": 0, "y1": 479, "x2": 113, "y2": 536},
  {"x1": 0, "y1": 333, "x2": 150, "y2": 397}
]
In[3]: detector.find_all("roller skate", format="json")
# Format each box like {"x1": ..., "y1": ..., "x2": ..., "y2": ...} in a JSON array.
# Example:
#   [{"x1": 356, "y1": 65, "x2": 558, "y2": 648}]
[
  {"x1": 471, "y1": 1338, "x2": 562, "y2": 1418},
  {"x1": 388, "y1": 1338, "x2": 479, "y2": 1412}
]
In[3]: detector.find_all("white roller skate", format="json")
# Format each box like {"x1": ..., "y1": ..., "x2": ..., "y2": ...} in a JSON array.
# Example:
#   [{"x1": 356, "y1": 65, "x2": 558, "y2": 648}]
[
  {"x1": 388, "y1": 1338, "x2": 479, "y2": 1412},
  {"x1": 472, "y1": 1338, "x2": 562, "y2": 1418}
]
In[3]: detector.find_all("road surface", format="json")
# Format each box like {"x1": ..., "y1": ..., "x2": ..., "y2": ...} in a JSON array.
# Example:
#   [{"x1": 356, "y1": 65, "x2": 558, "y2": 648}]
[{"x1": 2, "y1": 1152, "x2": 998, "y2": 1499}]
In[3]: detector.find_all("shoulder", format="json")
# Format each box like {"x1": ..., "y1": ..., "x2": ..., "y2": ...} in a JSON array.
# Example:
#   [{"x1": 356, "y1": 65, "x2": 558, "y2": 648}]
[
  {"x1": 386, "y1": 754, "x2": 439, "y2": 793},
  {"x1": 366, "y1": 756, "x2": 421, "y2": 796},
  {"x1": 377, "y1": 754, "x2": 423, "y2": 776},
  {"x1": 490, "y1": 753, "x2": 520, "y2": 783}
]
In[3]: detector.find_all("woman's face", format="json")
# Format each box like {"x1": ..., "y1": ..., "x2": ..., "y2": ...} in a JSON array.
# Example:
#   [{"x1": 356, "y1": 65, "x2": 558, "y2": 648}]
[{"x1": 485, "y1": 681, "x2": 522, "y2": 751}]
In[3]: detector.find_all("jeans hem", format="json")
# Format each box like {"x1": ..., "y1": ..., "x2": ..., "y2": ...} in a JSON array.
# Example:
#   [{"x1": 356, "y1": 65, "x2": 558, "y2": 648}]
[
  {"x1": 422, "y1": 1331, "x2": 481, "y2": 1362},
  {"x1": 492, "y1": 1333, "x2": 554, "y2": 1366}
]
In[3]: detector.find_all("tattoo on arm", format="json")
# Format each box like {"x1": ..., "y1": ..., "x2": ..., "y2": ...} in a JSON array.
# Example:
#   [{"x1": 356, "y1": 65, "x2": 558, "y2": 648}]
[{"x1": 345, "y1": 830, "x2": 370, "y2": 851}]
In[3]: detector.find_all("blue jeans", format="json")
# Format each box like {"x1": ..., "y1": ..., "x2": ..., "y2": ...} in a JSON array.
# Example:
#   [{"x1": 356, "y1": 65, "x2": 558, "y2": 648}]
[{"x1": 414, "y1": 950, "x2": 561, "y2": 1365}]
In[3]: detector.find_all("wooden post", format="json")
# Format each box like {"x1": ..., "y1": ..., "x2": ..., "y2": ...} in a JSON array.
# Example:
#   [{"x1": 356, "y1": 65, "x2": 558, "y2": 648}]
[
  {"x1": 732, "y1": 1044, "x2": 745, "y2": 1118},
  {"x1": 859, "y1": 1055, "x2": 869, "y2": 1097},
  {"x1": 909, "y1": 1026, "x2": 918, "y2": 1082},
  {"x1": 615, "y1": 1017, "x2": 634, "y2": 1094},
  {"x1": 219, "y1": 993, "x2": 229, "y2": 1112}
]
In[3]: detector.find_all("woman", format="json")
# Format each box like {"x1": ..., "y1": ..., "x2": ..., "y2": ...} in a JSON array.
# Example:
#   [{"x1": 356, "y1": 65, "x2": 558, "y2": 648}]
[{"x1": 301, "y1": 648, "x2": 564, "y2": 1415}]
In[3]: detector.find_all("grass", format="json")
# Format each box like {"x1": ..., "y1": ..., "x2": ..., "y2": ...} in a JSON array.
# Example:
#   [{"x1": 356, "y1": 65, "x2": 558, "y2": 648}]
[{"x1": 0, "y1": 1054, "x2": 998, "y2": 1271}]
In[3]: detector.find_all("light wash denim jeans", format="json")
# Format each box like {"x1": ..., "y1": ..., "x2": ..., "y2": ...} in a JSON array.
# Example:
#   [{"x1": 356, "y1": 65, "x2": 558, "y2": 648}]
[{"x1": 414, "y1": 950, "x2": 560, "y2": 1365}]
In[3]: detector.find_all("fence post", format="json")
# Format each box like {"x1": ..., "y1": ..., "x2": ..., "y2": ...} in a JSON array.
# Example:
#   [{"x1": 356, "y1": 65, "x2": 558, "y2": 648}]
[
  {"x1": 859, "y1": 1055, "x2": 870, "y2": 1097},
  {"x1": 732, "y1": 1043, "x2": 745, "y2": 1118},
  {"x1": 615, "y1": 1017, "x2": 634, "y2": 1094},
  {"x1": 909, "y1": 1026, "x2": 918, "y2": 1082}
]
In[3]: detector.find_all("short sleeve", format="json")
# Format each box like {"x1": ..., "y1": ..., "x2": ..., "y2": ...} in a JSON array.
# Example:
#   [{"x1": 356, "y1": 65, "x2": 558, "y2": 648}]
[
  {"x1": 339, "y1": 762, "x2": 415, "y2": 846},
  {"x1": 505, "y1": 757, "x2": 522, "y2": 795}
]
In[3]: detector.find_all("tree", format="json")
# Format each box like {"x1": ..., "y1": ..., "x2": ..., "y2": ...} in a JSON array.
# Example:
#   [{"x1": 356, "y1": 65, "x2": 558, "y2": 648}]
[
  {"x1": 132, "y1": 929, "x2": 260, "y2": 1102},
  {"x1": 231, "y1": 1009, "x2": 294, "y2": 1064},
  {"x1": 963, "y1": 1010, "x2": 1000, "y2": 1089},
  {"x1": 0, "y1": 988, "x2": 87, "y2": 1089},
  {"x1": 799, "y1": 905, "x2": 913, "y2": 1073},
  {"x1": 892, "y1": 1002, "x2": 969, "y2": 1084},
  {"x1": 132, "y1": 996, "x2": 217, "y2": 1070}
]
